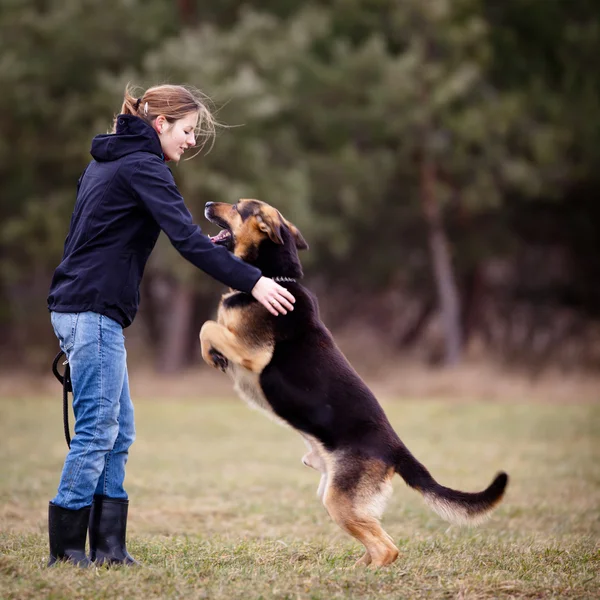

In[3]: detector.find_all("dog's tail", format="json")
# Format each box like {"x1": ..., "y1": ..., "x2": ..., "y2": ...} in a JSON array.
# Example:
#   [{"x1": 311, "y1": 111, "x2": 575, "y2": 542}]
[{"x1": 394, "y1": 443, "x2": 508, "y2": 525}]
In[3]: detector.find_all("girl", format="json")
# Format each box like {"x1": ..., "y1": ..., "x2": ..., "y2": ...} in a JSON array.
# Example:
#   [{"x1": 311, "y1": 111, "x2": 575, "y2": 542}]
[{"x1": 46, "y1": 84, "x2": 295, "y2": 566}]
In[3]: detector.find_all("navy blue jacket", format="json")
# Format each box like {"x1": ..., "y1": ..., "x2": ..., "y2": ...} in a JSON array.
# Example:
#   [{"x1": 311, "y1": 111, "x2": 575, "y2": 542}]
[{"x1": 48, "y1": 114, "x2": 261, "y2": 328}]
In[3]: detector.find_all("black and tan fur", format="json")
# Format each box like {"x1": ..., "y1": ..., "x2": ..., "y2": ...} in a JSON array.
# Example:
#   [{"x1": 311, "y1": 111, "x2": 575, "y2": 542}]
[{"x1": 200, "y1": 199, "x2": 509, "y2": 568}]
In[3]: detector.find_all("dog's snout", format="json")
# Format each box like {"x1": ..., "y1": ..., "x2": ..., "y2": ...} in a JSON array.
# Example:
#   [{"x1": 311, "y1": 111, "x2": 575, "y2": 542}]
[{"x1": 205, "y1": 202, "x2": 214, "y2": 208}]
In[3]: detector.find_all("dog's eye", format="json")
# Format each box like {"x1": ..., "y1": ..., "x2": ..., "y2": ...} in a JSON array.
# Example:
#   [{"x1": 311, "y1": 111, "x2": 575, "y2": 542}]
[{"x1": 232, "y1": 204, "x2": 238, "y2": 212}]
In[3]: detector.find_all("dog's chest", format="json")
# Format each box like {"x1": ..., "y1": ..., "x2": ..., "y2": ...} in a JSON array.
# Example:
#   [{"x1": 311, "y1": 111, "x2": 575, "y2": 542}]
[{"x1": 226, "y1": 364, "x2": 288, "y2": 428}]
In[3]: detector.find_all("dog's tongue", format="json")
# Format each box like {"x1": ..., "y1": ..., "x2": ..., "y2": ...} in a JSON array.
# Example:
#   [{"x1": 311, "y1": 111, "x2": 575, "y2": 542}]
[{"x1": 209, "y1": 229, "x2": 230, "y2": 243}]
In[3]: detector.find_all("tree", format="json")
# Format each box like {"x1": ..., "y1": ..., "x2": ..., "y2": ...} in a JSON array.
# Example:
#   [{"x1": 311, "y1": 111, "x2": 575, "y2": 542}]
[{"x1": 0, "y1": 0, "x2": 178, "y2": 362}]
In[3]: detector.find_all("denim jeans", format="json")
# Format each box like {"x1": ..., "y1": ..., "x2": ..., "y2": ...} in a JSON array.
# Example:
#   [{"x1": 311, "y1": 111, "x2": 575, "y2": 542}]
[{"x1": 50, "y1": 311, "x2": 135, "y2": 510}]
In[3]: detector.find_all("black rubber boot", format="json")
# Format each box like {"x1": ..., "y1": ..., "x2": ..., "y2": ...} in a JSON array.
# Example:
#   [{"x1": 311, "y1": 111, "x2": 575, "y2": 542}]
[
  {"x1": 89, "y1": 496, "x2": 139, "y2": 566},
  {"x1": 48, "y1": 502, "x2": 92, "y2": 567}
]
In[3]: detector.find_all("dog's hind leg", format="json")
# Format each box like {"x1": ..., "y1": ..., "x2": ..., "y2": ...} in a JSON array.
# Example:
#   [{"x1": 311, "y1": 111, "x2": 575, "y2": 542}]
[
  {"x1": 317, "y1": 473, "x2": 328, "y2": 501},
  {"x1": 322, "y1": 458, "x2": 398, "y2": 568},
  {"x1": 301, "y1": 436, "x2": 326, "y2": 470},
  {"x1": 300, "y1": 436, "x2": 329, "y2": 500}
]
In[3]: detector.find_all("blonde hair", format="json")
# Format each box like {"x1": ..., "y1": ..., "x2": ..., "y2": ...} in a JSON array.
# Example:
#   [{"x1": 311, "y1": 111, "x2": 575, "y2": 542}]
[{"x1": 113, "y1": 83, "x2": 217, "y2": 155}]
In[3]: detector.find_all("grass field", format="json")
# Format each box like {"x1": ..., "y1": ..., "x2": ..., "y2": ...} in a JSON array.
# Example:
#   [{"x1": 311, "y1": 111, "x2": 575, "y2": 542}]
[{"x1": 1, "y1": 395, "x2": 598, "y2": 599}]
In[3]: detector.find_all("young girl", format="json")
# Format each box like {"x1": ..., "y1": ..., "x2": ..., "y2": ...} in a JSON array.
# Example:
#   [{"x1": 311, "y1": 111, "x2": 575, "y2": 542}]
[{"x1": 46, "y1": 84, "x2": 295, "y2": 567}]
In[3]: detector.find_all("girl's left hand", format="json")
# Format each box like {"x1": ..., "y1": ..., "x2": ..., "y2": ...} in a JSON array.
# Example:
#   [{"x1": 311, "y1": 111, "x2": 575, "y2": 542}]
[{"x1": 251, "y1": 277, "x2": 296, "y2": 316}]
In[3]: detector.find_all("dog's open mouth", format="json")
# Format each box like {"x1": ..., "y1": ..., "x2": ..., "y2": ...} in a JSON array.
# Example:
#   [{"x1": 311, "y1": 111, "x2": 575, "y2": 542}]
[
  {"x1": 205, "y1": 203, "x2": 234, "y2": 250},
  {"x1": 210, "y1": 228, "x2": 231, "y2": 244},
  {"x1": 209, "y1": 226, "x2": 233, "y2": 250}
]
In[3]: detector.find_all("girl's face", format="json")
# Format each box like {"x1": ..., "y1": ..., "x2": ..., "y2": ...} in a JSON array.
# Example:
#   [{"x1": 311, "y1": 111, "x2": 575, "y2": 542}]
[{"x1": 154, "y1": 111, "x2": 199, "y2": 162}]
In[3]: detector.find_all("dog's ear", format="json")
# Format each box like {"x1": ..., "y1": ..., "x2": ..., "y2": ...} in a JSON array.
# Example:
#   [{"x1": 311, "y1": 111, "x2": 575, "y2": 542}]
[
  {"x1": 256, "y1": 214, "x2": 284, "y2": 245},
  {"x1": 283, "y1": 218, "x2": 308, "y2": 250}
]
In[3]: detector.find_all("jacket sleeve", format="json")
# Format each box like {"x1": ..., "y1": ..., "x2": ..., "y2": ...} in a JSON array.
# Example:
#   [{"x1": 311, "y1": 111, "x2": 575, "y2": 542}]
[{"x1": 130, "y1": 156, "x2": 261, "y2": 293}]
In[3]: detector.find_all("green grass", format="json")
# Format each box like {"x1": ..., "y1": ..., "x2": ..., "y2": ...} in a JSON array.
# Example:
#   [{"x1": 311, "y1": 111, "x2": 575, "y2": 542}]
[{"x1": 1, "y1": 396, "x2": 599, "y2": 599}]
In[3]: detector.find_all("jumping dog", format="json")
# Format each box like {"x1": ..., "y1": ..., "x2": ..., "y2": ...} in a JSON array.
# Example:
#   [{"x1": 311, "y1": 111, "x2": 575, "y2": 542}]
[{"x1": 200, "y1": 199, "x2": 508, "y2": 567}]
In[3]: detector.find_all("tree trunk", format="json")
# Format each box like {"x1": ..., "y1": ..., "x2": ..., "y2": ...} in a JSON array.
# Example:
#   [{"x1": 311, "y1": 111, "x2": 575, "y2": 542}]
[
  {"x1": 462, "y1": 264, "x2": 485, "y2": 348},
  {"x1": 396, "y1": 298, "x2": 436, "y2": 349},
  {"x1": 157, "y1": 281, "x2": 195, "y2": 374},
  {"x1": 420, "y1": 153, "x2": 463, "y2": 366}
]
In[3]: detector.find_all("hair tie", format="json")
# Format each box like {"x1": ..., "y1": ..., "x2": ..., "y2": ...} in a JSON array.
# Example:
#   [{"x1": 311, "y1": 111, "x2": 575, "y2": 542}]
[{"x1": 135, "y1": 97, "x2": 142, "y2": 111}]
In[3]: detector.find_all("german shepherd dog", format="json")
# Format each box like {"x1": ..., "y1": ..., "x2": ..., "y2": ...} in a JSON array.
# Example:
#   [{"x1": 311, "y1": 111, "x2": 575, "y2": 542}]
[{"x1": 200, "y1": 199, "x2": 508, "y2": 567}]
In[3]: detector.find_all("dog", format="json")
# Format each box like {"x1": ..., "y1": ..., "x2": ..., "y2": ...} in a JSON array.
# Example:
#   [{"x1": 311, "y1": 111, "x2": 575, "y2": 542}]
[{"x1": 199, "y1": 199, "x2": 508, "y2": 568}]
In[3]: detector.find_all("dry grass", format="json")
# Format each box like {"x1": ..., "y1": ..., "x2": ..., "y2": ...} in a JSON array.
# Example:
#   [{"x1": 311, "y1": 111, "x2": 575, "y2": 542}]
[
  {"x1": 3, "y1": 359, "x2": 599, "y2": 404},
  {"x1": 0, "y1": 394, "x2": 599, "y2": 599}
]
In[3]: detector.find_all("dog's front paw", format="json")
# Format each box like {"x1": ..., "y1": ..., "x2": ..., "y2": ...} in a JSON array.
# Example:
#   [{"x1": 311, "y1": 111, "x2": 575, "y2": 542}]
[{"x1": 209, "y1": 348, "x2": 229, "y2": 372}]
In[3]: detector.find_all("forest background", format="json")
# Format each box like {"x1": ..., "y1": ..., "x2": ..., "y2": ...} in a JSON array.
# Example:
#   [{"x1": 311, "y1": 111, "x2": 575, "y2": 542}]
[{"x1": 1, "y1": 0, "x2": 599, "y2": 389}]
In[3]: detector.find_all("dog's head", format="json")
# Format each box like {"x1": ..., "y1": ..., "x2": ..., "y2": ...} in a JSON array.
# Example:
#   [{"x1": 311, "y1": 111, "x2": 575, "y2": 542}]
[{"x1": 205, "y1": 199, "x2": 308, "y2": 278}]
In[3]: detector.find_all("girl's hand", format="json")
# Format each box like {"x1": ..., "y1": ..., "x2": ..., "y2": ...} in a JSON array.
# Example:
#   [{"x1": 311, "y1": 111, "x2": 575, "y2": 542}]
[{"x1": 251, "y1": 277, "x2": 296, "y2": 316}]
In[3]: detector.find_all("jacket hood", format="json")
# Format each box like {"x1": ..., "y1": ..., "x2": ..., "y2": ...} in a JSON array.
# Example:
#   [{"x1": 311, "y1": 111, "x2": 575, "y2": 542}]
[{"x1": 90, "y1": 114, "x2": 164, "y2": 162}]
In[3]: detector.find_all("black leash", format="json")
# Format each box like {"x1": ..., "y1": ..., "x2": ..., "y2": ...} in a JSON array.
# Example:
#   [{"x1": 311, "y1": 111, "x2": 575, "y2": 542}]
[{"x1": 52, "y1": 350, "x2": 72, "y2": 449}]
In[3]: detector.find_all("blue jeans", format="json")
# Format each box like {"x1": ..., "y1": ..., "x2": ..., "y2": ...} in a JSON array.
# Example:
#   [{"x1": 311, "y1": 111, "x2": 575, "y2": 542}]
[{"x1": 50, "y1": 311, "x2": 136, "y2": 510}]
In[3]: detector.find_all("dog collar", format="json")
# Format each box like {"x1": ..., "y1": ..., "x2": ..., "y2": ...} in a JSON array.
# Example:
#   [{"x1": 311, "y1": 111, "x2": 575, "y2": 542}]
[{"x1": 273, "y1": 276, "x2": 297, "y2": 283}]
